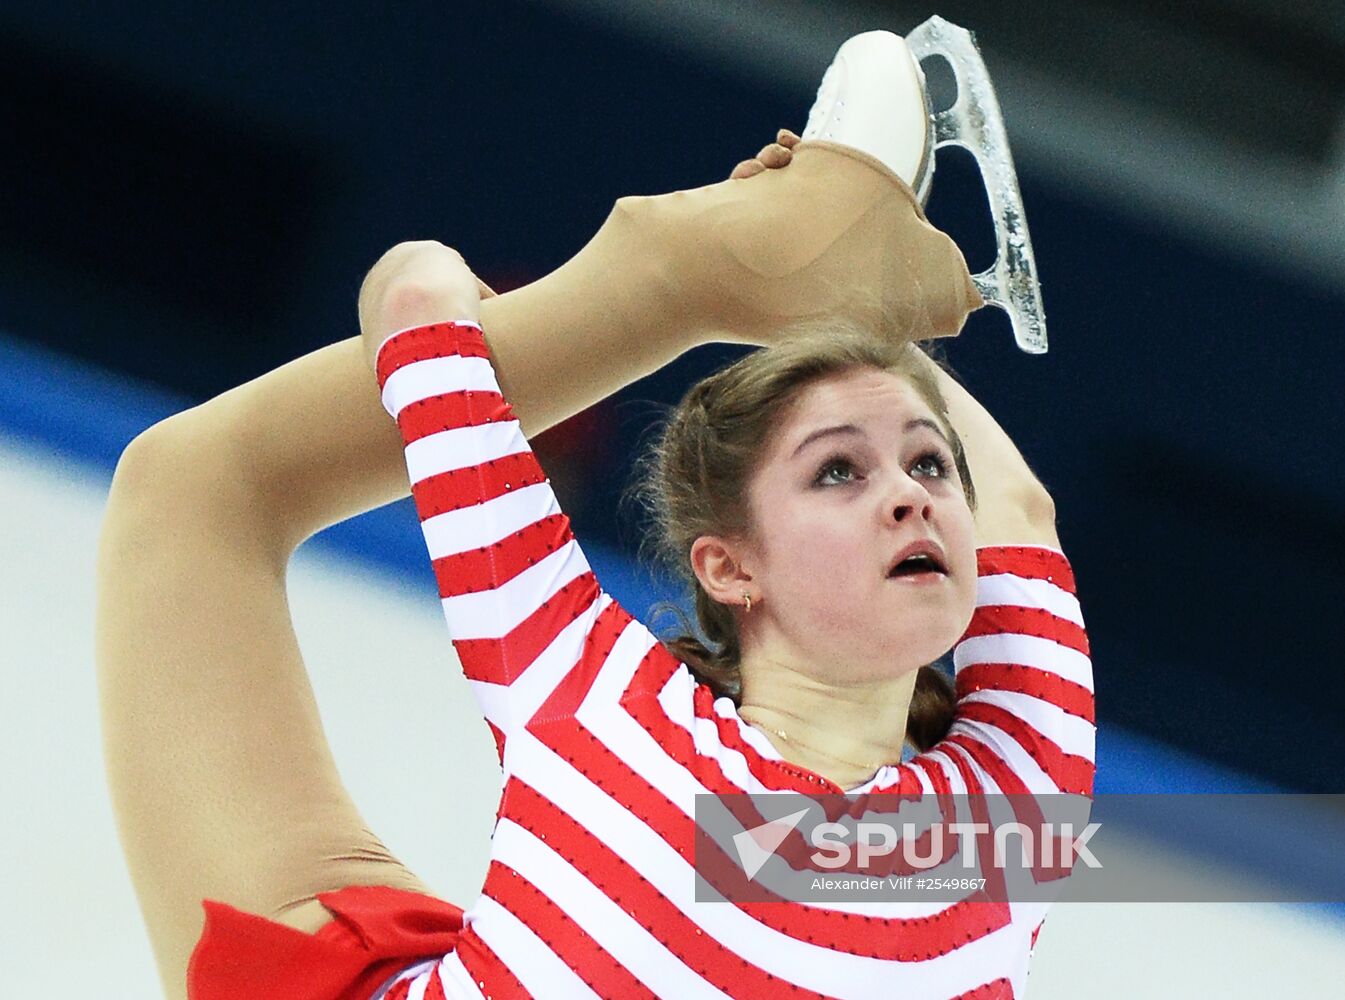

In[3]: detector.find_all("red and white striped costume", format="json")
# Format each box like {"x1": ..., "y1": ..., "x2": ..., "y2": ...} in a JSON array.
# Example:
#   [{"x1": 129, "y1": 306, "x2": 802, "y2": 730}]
[{"x1": 369, "y1": 320, "x2": 1094, "y2": 999}]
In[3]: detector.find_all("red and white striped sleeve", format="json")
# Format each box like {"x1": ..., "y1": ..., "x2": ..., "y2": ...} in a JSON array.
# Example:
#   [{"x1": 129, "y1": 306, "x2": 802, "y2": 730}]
[
  {"x1": 925, "y1": 545, "x2": 1096, "y2": 797},
  {"x1": 375, "y1": 321, "x2": 608, "y2": 763}
]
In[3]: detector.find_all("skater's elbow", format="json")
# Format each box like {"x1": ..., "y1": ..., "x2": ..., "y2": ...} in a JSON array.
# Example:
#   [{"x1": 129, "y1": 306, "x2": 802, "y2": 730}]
[
  {"x1": 357, "y1": 240, "x2": 480, "y2": 362},
  {"x1": 974, "y1": 477, "x2": 1060, "y2": 548},
  {"x1": 372, "y1": 279, "x2": 445, "y2": 337},
  {"x1": 1018, "y1": 480, "x2": 1057, "y2": 533}
]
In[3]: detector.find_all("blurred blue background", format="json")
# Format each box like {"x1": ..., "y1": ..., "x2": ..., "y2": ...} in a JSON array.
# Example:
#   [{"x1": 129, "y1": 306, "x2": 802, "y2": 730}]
[{"x1": 3, "y1": 0, "x2": 1342, "y2": 795}]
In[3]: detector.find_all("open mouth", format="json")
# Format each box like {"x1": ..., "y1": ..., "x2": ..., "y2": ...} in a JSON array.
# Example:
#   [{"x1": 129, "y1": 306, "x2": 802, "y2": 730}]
[{"x1": 886, "y1": 547, "x2": 948, "y2": 578}]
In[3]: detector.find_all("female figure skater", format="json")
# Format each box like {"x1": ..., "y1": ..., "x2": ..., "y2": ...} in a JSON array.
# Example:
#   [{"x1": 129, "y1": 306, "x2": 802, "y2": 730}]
[{"x1": 96, "y1": 32, "x2": 1092, "y2": 1000}]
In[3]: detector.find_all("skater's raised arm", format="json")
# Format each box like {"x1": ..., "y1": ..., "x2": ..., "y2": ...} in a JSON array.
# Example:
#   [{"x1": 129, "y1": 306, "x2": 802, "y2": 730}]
[{"x1": 915, "y1": 355, "x2": 1060, "y2": 550}]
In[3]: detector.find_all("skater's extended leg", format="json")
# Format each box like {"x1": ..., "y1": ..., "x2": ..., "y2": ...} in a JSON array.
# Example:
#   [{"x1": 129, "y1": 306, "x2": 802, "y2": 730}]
[{"x1": 481, "y1": 141, "x2": 981, "y2": 432}]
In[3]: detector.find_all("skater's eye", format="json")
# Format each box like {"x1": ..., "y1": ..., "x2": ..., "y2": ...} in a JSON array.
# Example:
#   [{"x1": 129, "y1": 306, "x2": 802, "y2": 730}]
[
  {"x1": 814, "y1": 455, "x2": 862, "y2": 487},
  {"x1": 910, "y1": 451, "x2": 950, "y2": 480}
]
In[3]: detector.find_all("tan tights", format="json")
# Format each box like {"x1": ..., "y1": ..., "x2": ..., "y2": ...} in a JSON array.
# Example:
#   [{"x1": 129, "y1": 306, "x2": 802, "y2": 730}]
[{"x1": 479, "y1": 141, "x2": 979, "y2": 433}]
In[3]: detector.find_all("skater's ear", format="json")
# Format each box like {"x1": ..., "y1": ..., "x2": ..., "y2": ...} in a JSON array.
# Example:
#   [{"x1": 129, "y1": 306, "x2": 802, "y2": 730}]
[{"x1": 689, "y1": 534, "x2": 755, "y2": 606}]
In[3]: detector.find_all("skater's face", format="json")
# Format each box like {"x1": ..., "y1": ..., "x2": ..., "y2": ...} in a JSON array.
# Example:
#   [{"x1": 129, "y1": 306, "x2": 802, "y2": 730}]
[{"x1": 737, "y1": 368, "x2": 978, "y2": 679}]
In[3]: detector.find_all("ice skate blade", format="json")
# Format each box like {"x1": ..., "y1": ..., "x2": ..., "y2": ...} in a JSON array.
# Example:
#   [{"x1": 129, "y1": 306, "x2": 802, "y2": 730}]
[{"x1": 907, "y1": 16, "x2": 1047, "y2": 354}]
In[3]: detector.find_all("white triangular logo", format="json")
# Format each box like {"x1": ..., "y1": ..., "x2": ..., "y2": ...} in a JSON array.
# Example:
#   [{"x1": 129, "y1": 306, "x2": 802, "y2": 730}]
[{"x1": 732, "y1": 807, "x2": 811, "y2": 881}]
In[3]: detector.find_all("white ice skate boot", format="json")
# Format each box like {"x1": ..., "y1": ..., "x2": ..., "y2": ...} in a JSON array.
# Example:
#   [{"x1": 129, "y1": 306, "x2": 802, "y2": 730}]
[
  {"x1": 801, "y1": 18, "x2": 1049, "y2": 354},
  {"x1": 801, "y1": 31, "x2": 935, "y2": 198}
]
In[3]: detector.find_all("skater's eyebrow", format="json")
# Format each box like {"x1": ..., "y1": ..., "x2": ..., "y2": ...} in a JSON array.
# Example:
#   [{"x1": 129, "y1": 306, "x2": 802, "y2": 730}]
[
  {"x1": 903, "y1": 418, "x2": 950, "y2": 445},
  {"x1": 792, "y1": 419, "x2": 948, "y2": 458},
  {"x1": 792, "y1": 424, "x2": 862, "y2": 458}
]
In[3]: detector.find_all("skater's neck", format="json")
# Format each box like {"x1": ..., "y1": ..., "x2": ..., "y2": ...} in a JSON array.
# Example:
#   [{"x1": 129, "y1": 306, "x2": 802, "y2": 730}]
[{"x1": 736, "y1": 654, "x2": 916, "y2": 791}]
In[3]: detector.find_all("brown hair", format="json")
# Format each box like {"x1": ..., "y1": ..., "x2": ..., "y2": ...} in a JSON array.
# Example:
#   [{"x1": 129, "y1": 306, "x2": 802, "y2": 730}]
[{"x1": 632, "y1": 328, "x2": 976, "y2": 754}]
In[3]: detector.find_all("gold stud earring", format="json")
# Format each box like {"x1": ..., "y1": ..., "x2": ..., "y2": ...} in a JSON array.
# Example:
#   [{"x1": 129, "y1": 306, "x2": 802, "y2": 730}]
[{"x1": 742, "y1": 592, "x2": 753, "y2": 613}]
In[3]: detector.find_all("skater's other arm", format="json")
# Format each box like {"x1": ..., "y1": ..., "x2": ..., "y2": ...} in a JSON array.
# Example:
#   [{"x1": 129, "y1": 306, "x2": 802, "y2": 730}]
[{"x1": 920, "y1": 358, "x2": 1059, "y2": 549}]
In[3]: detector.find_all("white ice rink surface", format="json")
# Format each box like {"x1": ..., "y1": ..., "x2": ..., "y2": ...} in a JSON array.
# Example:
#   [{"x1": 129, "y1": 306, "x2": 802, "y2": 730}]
[{"x1": 4, "y1": 432, "x2": 1344, "y2": 998}]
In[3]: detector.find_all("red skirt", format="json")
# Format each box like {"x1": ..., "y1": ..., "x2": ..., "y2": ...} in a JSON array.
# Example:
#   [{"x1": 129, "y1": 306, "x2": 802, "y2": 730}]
[{"x1": 187, "y1": 885, "x2": 465, "y2": 1000}]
